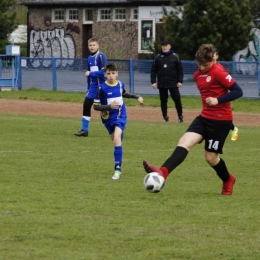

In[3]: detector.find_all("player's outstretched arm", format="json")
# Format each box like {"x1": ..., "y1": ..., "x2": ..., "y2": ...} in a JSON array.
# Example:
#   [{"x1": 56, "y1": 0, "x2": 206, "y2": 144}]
[
  {"x1": 123, "y1": 92, "x2": 140, "y2": 99},
  {"x1": 123, "y1": 92, "x2": 143, "y2": 105}
]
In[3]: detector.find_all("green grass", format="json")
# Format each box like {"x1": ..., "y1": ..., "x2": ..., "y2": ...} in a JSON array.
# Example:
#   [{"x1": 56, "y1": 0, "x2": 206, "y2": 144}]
[
  {"x1": 0, "y1": 88, "x2": 260, "y2": 113},
  {"x1": 1, "y1": 113, "x2": 260, "y2": 259}
]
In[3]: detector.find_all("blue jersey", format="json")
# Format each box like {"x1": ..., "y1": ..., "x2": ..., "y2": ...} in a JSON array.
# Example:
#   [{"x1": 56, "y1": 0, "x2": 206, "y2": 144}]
[
  {"x1": 97, "y1": 80, "x2": 127, "y2": 126},
  {"x1": 87, "y1": 50, "x2": 107, "y2": 88}
]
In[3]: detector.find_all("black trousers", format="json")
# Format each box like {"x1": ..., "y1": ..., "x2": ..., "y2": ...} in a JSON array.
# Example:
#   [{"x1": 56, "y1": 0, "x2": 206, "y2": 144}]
[{"x1": 159, "y1": 88, "x2": 183, "y2": 118}]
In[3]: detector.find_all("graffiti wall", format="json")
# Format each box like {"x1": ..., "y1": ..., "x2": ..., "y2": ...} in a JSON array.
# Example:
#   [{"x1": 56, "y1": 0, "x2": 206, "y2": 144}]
[
  {"x1": 233, "y1": 28, "x2": 260, "y2": 75},
  {"x1": 29, "y1": 28, "x2": 76, "y2": 68}
]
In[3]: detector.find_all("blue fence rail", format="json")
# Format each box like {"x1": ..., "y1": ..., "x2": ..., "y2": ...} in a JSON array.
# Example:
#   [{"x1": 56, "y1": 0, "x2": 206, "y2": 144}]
[{"x1": 1, "y1": 57, "x2": 260, "y2": 98}]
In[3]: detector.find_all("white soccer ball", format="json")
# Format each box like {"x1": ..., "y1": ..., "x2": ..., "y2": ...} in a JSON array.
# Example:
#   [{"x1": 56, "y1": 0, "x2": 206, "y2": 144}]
[{"x1": 143, "y1": 172, "x2": 165, "y2": 193}]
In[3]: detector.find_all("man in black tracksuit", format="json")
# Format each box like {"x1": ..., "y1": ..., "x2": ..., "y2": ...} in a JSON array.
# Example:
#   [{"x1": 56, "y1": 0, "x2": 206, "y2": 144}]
[{"x1": 150, "y1": 40, "x2": 184, "y2": 122}]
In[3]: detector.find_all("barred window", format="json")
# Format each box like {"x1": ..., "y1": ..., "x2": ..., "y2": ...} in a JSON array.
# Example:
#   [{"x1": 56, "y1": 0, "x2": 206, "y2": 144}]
[
  {"x1": 53, "y1": 10, "x2": 64, "y2": 21},
  {"x1": 68, "y1": 9, "x2": 79, "y2": 21},
  {"x1": 131, "y1": 8, "x2": 138, "y2": 20},
  {"x1": 100, "y1": 9, "x2": 111, "y2": 21},
  {"x1": 114, "y1": 9, "x2": 126, "y2": 20}
]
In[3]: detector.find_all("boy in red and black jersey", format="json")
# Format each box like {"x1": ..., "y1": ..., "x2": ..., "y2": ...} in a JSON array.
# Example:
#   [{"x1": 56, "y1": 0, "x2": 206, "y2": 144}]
[{"x1": 143, "y1": 44, "x2": 243, "y2": 196}]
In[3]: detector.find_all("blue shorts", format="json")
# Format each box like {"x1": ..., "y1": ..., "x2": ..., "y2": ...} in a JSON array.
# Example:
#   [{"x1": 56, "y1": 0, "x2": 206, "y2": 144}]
[
  {"x1": 105, "y1": 122, "x2": 126, "y2": 135},
  {"x1": 186, "y1": 115, "x2": 233, "y2": 154},
  {"x1": 86, "y1": 84, "x2": 99, "y2": 99}
]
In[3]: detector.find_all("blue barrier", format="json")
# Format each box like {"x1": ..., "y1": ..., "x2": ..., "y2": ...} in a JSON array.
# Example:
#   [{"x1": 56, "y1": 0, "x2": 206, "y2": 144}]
[
  {"x1": 10, "y1": 57, "x2": 260, "y2": 98},
  {"x1": 0, "y1": 55, "x2": 19, "y2": 91}
]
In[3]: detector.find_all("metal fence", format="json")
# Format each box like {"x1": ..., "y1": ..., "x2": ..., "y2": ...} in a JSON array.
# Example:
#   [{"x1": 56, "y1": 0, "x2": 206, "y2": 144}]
[
  {"x1": 0, "y1": 55, "x2": 19, "y2": 90},
  {"x1": 2, "y1": 57, "x2": 260, "y2": 98}
]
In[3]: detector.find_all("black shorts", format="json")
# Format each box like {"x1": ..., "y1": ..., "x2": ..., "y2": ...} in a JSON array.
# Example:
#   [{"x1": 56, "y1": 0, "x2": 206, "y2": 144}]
[{"x1": 186, "y1": 115, "x2": 233, "y2": 154}]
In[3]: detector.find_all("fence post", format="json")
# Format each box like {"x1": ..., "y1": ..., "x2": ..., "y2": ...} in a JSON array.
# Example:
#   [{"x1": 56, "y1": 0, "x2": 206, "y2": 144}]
[
  {"x1": 258, "y1": 62, "x2": 260, "y2": 97},
  {"x1": 129, "y1": 58, "x2": 134, "y2": 93},
  {"x1": 17, "y1": 56, "x2": 22, "y2": 90},
  {"x1": 11, "y1": 57, "x2": 16, "y2": 91},
  {"x1": 52, "y1": 57, "x2": 57, "y2": 91}
]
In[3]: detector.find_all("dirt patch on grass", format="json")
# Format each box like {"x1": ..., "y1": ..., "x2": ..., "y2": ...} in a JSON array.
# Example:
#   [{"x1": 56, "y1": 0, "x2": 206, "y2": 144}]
[{"x1": 0, "y1": 99, "x2": 259, "y2": 126}]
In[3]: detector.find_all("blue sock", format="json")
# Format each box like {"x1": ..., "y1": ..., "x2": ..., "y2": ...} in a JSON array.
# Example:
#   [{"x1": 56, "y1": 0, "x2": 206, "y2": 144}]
[
  {"x1": 82, "y1": 117, "x2": 90, "y2": 131},
  {"x1": 114, "y1": 146, "x2": 122, "y2": 171}
]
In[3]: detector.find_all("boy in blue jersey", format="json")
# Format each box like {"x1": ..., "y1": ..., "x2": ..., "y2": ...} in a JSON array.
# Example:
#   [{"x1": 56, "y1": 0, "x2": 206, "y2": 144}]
[
  {"x1": 75, "y1": 38, "x2": 107, "y2": 137},
  {"x1": 94, "y1": 63, "x2": 144, "y2": 180}
]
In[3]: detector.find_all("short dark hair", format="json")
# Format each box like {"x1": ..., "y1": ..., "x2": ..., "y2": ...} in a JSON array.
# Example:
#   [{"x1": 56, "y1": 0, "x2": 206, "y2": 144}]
[
  {"x1": 104, "y1": 62, "x2": 118, "y2": 72},
  {"x1": 195, "y1": 44, "x2": 215, "y2": 63},
  {"x1": 88, "y1": 37, "x2": 99, "y2": 43}
]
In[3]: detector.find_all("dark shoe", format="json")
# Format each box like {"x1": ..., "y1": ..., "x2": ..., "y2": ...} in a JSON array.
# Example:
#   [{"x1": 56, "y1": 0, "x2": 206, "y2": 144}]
[
  {"x1": 74, "y1": 130, "x2": 88, "y2": 137},
  {"x1": 164, "y1": 116, "x2": 169, "y2": 122},
  {"x1": 221, "y1": 174, "x2": 236, "y2": 195},
  {"x1": 178, "y1": 116, "x2": 183, "y2": 123},
  {"x1": 143, "y1": 160, "x2": 163, "y2": 175}
]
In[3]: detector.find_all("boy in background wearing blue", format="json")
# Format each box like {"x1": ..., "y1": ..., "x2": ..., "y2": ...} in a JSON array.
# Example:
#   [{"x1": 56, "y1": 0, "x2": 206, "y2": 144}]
[
  {"x1": 75, "y1": 38, "x2": 107, "y2": 137},
  {"x1": 94, "y1": 63, "x2": 144, "y2": 180}
]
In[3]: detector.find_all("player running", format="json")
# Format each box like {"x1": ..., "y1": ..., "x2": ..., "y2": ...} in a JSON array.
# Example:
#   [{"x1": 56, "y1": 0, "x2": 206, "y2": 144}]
[
  {"x1": 94, "y1": 62, "x2": 144, "y2": 180},
  {"x1": 143, "y1": 44, "x2": 243, "y2": 195}
]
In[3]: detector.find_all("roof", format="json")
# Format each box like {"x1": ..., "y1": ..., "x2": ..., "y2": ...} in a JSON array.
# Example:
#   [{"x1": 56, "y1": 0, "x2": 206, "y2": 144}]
[{"x1": 20, "y1": 0, "x2": 183, "y2": 7}]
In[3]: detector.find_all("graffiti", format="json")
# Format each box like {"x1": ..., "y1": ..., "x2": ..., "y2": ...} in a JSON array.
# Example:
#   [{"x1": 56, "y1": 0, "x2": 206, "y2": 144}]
[
  {"x1": 44, "y1": 15, "x2": 52, "y2": 27},
  {"x1": 29, "y1": 28, "x2": 76, "y2": 68},
  {"x1": 66, "y1": 23, "x2": 80, "y2": 34},
  {"x1": 233, "y1": 28, "x2": 260, "y2": 75}
]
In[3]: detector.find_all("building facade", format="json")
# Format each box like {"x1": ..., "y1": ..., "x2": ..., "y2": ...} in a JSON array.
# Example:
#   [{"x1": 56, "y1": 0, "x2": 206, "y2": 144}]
[{"x1": 20, "y1": 0, "x2": 182, "y2": 59}]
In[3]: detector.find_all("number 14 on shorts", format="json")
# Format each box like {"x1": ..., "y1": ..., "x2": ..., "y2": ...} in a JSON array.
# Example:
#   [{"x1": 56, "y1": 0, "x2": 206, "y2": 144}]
[{"x1": 208, "y1": 139, "x2": 219, "y2": 150}]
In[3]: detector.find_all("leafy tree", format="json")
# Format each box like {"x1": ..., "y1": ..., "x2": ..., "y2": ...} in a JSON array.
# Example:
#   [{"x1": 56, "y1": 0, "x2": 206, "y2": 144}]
[
  {"x1": 250, "y1": 0, "x2": 260, "y2": 16},
  {"x1": 250, "y1": 0, "x2": 260, "y2": 27},
  {"x1": 0, "y1": 0, "x2": 17, "y2": 54},
  {"x1": 160, "y1": 0, "x2": 253, "y2": 60}
]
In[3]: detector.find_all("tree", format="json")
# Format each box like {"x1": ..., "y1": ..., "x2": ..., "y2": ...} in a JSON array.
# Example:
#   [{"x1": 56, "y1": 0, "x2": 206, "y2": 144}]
[
  {"x1": 250, "y1": 0, "x2": 260, "y2": 16},
  {"x1": 0, "y1": 0, "x2": 17, "y2": 54},
  {"x1": 161, "y1": 0, "x2": 253, "y2": 60},
  {"x1": 250, "y1": 0, "x2": 260, "y2": 27}
]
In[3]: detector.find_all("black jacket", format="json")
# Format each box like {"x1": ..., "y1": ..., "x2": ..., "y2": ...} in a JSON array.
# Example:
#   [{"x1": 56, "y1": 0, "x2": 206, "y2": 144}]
[{"x1": 150, "y1": 50, "x2": 183, "y2": 88}]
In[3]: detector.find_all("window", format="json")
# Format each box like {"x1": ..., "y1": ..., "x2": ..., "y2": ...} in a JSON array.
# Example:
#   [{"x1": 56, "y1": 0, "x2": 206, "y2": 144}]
[
  {"x1": 131, "y1": 8, "x2": 138, "y2": 20},
  {"x1": 114, "y1": 8, "x2": 126, "y2": 20},
  {"x1": 67, "y1": 9, "x2": 79, "y2": 21},
  {"x1": 84, "y1": 9, "x2": 93, "y2": 23},
  {"x1": 53, "y1": 9, "x2": 64, "y2": 22},
  {"x1": 99, "y1": 9, "x2": 111, "y2": 21}
]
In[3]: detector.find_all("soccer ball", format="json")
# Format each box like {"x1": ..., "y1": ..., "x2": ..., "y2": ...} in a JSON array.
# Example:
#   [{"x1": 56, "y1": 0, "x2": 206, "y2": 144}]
[{"x1": 143, "y1": 172, "x2": 165, "y2": 193}]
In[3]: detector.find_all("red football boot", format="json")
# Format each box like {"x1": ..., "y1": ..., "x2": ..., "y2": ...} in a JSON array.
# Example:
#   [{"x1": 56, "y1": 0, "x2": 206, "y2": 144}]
[
  {"x1": 221, "y1": 174, "x2": 236, "y2": 195},
  {"x1": 143, "y1": 160, "x2": 170, "y2": 180},
  {"x1": 143, "y1": 160, "x2": 162, "y2": 174}
]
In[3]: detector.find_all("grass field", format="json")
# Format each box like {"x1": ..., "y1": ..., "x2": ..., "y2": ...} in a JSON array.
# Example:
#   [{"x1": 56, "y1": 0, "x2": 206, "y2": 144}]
[{"x1": 1, "y1": 110, "x2": 260, "y2": 259}]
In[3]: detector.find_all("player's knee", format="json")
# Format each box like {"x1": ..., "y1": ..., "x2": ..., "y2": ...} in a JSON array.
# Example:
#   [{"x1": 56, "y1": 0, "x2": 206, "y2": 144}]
[{"x1": 205, "y1": 153, "x2": 218, "y2": 166}]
